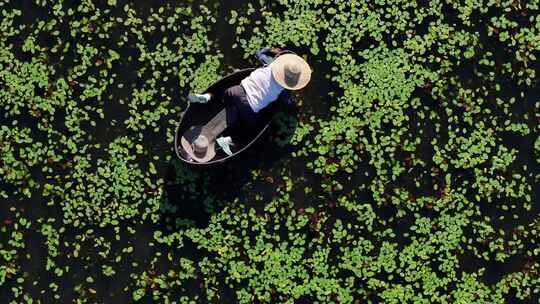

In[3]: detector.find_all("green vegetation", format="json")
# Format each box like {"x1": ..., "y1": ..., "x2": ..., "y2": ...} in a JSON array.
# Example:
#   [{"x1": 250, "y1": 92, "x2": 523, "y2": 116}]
[{"x1": 0, "y1": 0, "x2": 539, "y2": 303}]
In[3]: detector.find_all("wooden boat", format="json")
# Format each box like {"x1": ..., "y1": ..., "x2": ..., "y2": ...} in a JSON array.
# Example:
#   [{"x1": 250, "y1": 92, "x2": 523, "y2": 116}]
[{"x1": 174, "y1": 68, "x2": 284, "y2": 165}]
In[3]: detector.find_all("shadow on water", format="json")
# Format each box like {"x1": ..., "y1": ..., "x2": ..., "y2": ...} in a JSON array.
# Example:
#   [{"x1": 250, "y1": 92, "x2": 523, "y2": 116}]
[{"x1": 162, "y1": 118, "x2": 298, "y2": 228}]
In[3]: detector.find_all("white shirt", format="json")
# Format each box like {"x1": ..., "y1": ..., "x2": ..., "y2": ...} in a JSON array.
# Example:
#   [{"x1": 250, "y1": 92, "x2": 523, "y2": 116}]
[{"x1": 240, "y1": 66, "x2": 284, "y2": 113}]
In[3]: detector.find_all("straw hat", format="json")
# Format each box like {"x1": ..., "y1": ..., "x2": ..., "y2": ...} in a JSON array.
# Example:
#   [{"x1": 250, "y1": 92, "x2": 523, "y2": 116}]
[
  {"x1": 270, "y1": 54, "x2": 312, "y2": 90},
  {"x1": 180, "y1": 126, "x2": 216, "y2": 163}
]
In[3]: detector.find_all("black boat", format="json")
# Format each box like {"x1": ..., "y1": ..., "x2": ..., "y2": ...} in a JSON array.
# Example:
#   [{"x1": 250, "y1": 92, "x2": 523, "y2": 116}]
[{"x1": 174, "y1": 68, "x2": 286, "y2": 165}]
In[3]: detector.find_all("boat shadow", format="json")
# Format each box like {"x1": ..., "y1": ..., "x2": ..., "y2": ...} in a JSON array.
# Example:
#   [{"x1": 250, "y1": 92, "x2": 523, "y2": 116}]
[{"x1": 160, "y1": 110, "x2": 300, "y2": 229}]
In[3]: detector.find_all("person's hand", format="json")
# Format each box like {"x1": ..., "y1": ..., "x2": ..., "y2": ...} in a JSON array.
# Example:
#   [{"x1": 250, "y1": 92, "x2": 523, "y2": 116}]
[{"x1": 270, "y1": 47, "x2": 283, "y2": 55}]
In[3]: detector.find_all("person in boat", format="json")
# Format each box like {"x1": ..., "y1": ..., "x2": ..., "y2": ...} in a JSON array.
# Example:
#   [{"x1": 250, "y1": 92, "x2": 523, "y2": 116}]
[{"x1": 187, "y1": 47, "x2": 312, "y2": 156}]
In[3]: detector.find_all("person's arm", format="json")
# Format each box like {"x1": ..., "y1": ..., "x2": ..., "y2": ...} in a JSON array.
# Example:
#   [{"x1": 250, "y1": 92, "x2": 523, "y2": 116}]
[
  {"x1": 255, "y1": 47, "x2": 274, "y2": 66},
  {"x1": 255, "y1": 47, "x2": 285, "y2": 65},
  {"x1": 255, "y1": 47, "x2": 271, "y2": 58}
]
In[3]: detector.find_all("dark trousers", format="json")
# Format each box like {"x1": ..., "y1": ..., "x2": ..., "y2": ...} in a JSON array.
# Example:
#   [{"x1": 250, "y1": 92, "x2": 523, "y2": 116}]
[{"x1": 222, "y1": 85, "x2": 257, "y2": 127}]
